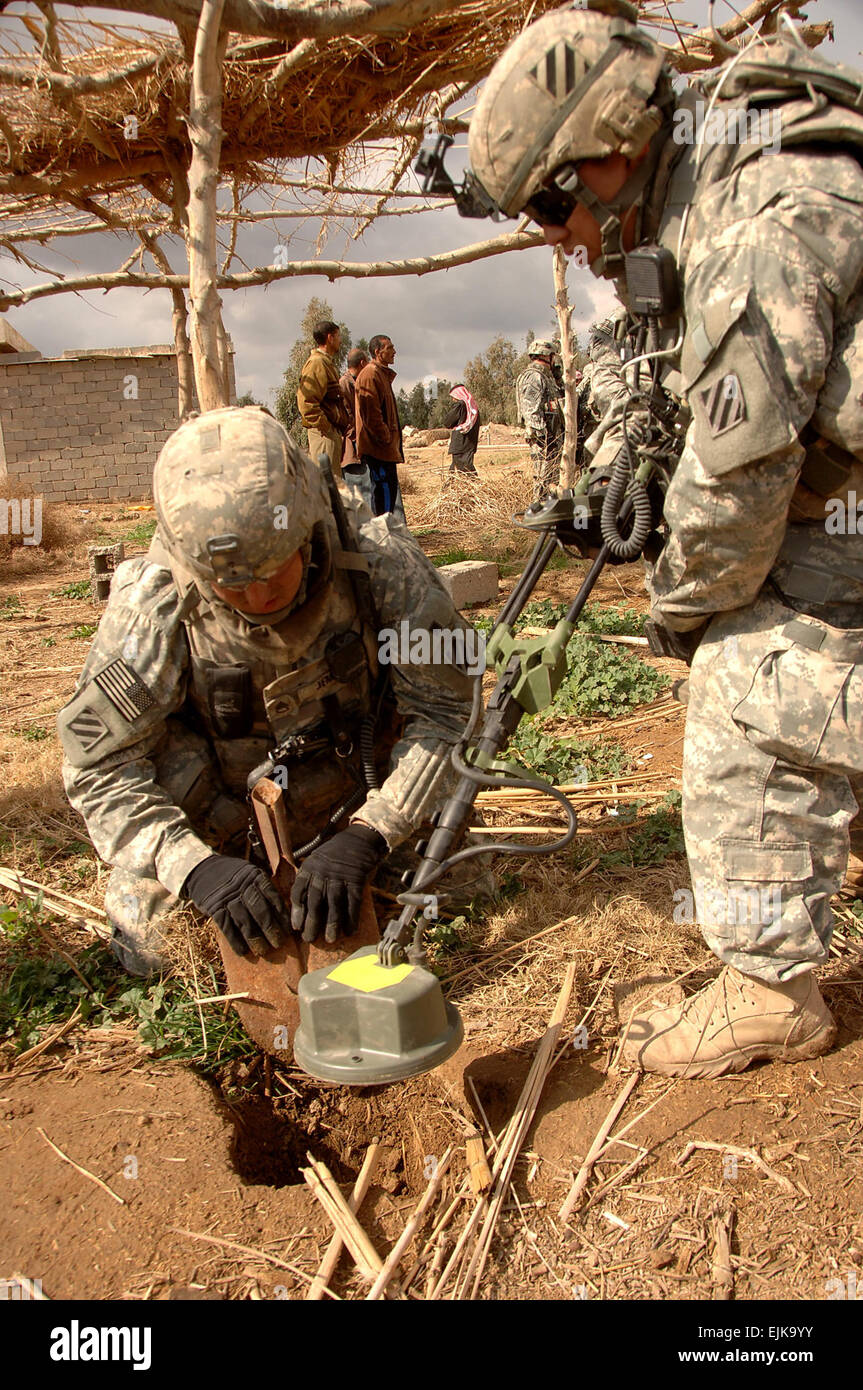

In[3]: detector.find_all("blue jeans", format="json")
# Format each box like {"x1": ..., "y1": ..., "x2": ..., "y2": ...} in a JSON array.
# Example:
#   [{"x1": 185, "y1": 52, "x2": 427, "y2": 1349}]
[{"x1": 362, "y1": 455, "x2": 406, "y2": 522}]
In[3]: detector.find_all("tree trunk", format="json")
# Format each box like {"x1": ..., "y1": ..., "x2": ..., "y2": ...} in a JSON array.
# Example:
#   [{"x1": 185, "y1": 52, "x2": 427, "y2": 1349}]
[
  {"x1": 186, "y1": 0, "x2": 228, "y2": 413},
  {"x1": 553, "y1": 245, "x2": 578, "y2": 487},
  {"x1": 172, "y1": 288, "x2": 196, "y2": 419}
]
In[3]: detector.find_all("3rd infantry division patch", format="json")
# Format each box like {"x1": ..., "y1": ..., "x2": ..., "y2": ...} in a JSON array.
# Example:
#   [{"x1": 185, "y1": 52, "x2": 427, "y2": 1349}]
[
  {"x1": 701, "y1": 371, "x2": 746, "y2": 437},
  {"x1": 67, "y1": 707, "x2": 109, "y2": 752}
]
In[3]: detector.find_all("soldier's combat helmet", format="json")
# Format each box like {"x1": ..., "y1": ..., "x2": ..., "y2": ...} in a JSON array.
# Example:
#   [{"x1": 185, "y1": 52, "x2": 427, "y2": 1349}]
[
  {"x1": 467, "y1": 1, "x2": 673, "y2": 273},
  {"x1": 153, "y1": 405, "x2": 328, "y2": 592},
  {"x1": 528, "y1": 338, "x2": 557, "y2": 358}
]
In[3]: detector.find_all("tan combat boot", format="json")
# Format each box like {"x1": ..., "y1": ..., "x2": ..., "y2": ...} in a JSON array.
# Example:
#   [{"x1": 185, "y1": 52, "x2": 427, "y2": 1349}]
[
  {"x1": 841, "y1": 848, "x2": 863, "y2": 898},
  {"x1": 621, "y1": 967, "x2": 836, "y2": 1079}
]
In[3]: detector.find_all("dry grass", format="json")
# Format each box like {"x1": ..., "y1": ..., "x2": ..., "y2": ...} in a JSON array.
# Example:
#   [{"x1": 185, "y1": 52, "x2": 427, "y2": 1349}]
[
  {"x1": 0, "y1": 736, "x2": 71, "y2": 831},
  {"x1": 443, "y1": 851, "x2": 706, "y2": 1050},
  {"x1": 414, "y1": 467, "x2": 533, "y2": 532},
  {"x1": 0, "y1": 483, "x2": 89, "y2": 564}
]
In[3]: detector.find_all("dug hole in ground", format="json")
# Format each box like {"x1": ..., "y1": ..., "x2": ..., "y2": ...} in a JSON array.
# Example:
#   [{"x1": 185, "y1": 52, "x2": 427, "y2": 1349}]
[{"x1": 1, "y1": 444, "x2": 862, "y2": 1301}]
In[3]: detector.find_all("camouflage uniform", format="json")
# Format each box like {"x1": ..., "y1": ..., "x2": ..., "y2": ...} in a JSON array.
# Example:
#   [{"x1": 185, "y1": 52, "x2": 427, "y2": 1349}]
[
  {"x1": 463, "y1": 0, "x2": 860, "y2": 1070},
  {"x1": 642, "y1": 72, "x2": 863, "y2": 981},
  {"x1": 57, "y1": 410, "x2": 477, "y2": 973},
  {"x1": 515, "y1": 358, "x2": 565, "y2": 501},
  {"x1": 586, "y1": 312, "x2": 630, "y2": 422},
  {"x1": 580, "y1": 310, "x2": 638, "y2": 467}
]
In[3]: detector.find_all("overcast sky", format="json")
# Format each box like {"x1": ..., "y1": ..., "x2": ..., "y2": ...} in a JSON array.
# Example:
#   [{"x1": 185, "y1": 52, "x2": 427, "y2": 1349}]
[{"x1": 3, "y1": 0, "x2": 862, "y2": 406}]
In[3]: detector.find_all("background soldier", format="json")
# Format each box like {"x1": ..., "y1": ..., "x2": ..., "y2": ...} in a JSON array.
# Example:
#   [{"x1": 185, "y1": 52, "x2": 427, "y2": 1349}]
[
  {"x1": 466, "y1": 0, "x2": 863, "y2": 1077},
  {"x1": 515, "y1": 338, "x2": 565, "y2": 503},
  {"x1": 57, "y1": 406, "x2": 476, "y2": 974}
]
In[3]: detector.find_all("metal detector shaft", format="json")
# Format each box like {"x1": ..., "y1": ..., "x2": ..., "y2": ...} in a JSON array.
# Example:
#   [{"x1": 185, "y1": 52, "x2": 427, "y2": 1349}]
[{"x1": 378, "y1": 532, "x2": 616, "y2": 967}]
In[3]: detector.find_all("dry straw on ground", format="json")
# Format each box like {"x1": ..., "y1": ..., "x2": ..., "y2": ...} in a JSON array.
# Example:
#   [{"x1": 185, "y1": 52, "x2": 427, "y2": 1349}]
[
  {"x1": 0, "y1": 485, "x2": 85, "y2": 562},
  {"x1": 415, "y1": 467, "x2": 532, "y2": 531}
]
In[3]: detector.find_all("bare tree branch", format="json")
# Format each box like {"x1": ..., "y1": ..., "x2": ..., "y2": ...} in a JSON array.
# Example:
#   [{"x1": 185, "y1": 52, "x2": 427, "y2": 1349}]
[
  {"x1": 47, "y1": 0, "x2": 466, "y2": 43},
  {"x1": 236, "y1": 36, "x2": 316, "y2": 137},
  {"x1": 0, "y1": 50, "x2": 168, "y2": 95},
  {"x1": 186, "y1": 0, "x2": 229, "y2": 412},
  {"x1": 0, "y1": 229, "x2": 545, "y2": 310},
  {"x1": 140, "y1": 228, "x2": 196, "y2": 419}
]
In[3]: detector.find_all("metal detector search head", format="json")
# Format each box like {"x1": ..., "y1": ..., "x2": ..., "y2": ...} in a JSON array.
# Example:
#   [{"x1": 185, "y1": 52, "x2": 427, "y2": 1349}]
[{"x1": 293, "y1": 945, "x2": 464, "y2": 1085}]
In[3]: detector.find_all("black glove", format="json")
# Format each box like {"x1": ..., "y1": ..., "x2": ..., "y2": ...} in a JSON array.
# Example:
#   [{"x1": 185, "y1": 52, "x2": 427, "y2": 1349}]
[
  {"x1": 183, "y1": 855, "x2": 289, "y2": 958},
  {"x1": 644, "y1": 620, "x2": 708, "y2": 665},
  {"x1": 290, "y1": 824, "x2": 388, "y2": 944}
]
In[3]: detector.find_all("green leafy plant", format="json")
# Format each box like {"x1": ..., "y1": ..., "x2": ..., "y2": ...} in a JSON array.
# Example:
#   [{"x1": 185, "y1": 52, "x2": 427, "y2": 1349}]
[
  {"x1": 71, "y1": 623, "x2": 98, "y2": 641},
  {"x1": 124, "y1": 519, "x2": 157, "y2": 545},
  {"x1": 515, "y1": 599, "x2": 646, "y2": 637},
  {"x1": 557, "y1": 634, "x2": 668, "y2": 717},
  {"x1": 52, "y1": 579, "x2": 91, "y2": 600},
  {"x1": 591, "y1": 791, "x2": 685, "y2": 870},
  {"x1": 432, "y1": 547, "x2": 481, "y2": 567},
  {"x1": 577, "y1": 602, "x2": 646, "y2": 637},
  {"x1": 0, "y1": 595, "x2": 22, "y2": 617},
  {"x1": 41, "y1": 636, "x2": 56, "y2": 648},
  {"x1": 0, "y1": 921, "x2": 254, "y2": 1069},
  {"x1": 0, "y1": 891, "x2": 48, "y2": 943},
  {"x1": 510, "y1": 722, "x2": 630, "y2": 785},
  {"x1": 10, "y1": 727, "x2": 50, "y2": 742}
]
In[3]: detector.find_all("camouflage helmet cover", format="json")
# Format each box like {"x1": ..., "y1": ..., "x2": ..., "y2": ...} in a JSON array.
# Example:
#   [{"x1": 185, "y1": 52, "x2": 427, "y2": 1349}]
[
  {"x1": 528, "y1": 338, "x2": 557, "y2": 357},
  {"x1": 468, "y1": 4, "x2": 668, "y2": 218},
  {"x1": 153, "y1": 405, "x2": 328, "y2": 589}
]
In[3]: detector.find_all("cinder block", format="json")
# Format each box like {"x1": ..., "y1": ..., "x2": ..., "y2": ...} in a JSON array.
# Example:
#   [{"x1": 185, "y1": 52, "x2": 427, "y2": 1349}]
[{"x1": 437, "y1": 560, "x2": 499, "y2": 609}]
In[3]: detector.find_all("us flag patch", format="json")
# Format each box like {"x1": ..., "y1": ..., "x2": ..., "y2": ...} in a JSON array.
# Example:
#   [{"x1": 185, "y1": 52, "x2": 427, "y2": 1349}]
[
  {"x1": 68, "y1": 707, "x2": 109, "y2": 752},
  {"x1": 94, "y1": 659, "x2": 155, "y2": 723},
  {"x1": 529, "y1": 41, "x2": 580, "y2": 101},
  {"x1": 701, "y1": 372, "x2": 746, "y2": 437}
]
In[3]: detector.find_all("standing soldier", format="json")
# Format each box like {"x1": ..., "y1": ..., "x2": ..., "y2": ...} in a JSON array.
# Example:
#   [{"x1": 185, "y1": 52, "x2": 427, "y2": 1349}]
[
  {"x1": 516, "y1": 339, "x2": 565, "y2": 503},
  {"x1": 57, "y1": 407, "x2": 476, "y2": 975},
  {"x1": 460, "y1": 0, "x2": 863, "y2": 1076}
]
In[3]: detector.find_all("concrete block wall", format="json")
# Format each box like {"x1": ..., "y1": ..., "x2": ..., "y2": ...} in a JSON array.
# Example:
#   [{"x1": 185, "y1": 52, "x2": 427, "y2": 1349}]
[{"x1": 0, "y1": 345, "x2": 236, "y2": 503}]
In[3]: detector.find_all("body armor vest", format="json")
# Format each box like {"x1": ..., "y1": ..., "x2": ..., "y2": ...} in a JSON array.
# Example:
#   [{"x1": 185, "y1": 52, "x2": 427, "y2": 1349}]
[{"x1": 148, "y1": 519, "x2": 396, "y2": 839}]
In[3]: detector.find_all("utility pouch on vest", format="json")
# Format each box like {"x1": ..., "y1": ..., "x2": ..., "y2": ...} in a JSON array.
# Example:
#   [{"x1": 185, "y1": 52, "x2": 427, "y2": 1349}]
[
  {"x1": 326, "y1": 630, "x2": 368, "y2": 684},
  {"x1": 206, "y1": 665, "x2": 253, "y2": 738}
]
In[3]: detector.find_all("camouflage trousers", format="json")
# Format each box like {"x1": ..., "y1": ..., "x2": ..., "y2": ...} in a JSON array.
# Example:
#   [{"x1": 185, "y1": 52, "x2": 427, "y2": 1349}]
[
  {"x1": 528, "y1": 432, "x2": 563, "y2": 504},
  {"x1": 104, "y1": 723, "x2": 495, "y2": 977},
  {"x1": 683, "y1": 590, "x2": 863, "y2": 983}
]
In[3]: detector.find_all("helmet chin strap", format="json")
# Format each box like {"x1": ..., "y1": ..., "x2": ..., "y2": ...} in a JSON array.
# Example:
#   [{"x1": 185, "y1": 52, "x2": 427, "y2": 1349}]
[{"x1": 575, "y1": 120, "x2": 670, "y2": 277}]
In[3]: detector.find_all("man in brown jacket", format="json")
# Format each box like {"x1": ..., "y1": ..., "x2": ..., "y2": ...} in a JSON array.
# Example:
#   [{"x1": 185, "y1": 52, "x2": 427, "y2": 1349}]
[
  {"x1": 339, "y1": 347, "x2": 368, "y2": 467},
  {"x1": 297, "y1": 320, "x2": 348, "y2": 477},
  {"x1": 354, "y1": 334, "x2": 406, "y2": 520}
]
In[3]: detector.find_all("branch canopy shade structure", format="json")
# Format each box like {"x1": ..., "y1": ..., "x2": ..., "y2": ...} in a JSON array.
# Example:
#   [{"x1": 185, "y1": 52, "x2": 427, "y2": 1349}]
[{"x1": 0, "y1": 0, "x2": 831, "y2": 305}]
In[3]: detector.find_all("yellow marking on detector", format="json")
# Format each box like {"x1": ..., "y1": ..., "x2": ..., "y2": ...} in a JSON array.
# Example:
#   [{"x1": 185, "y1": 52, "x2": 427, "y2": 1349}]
[{"x1": 327, "y1": 956, "x2": 414, "y2": 993}]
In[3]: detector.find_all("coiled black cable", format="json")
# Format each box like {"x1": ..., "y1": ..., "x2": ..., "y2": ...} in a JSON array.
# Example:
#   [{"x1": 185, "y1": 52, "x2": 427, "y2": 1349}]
[{"x1": 599, "y1": 438, "x2": 653, "y2": 559}]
